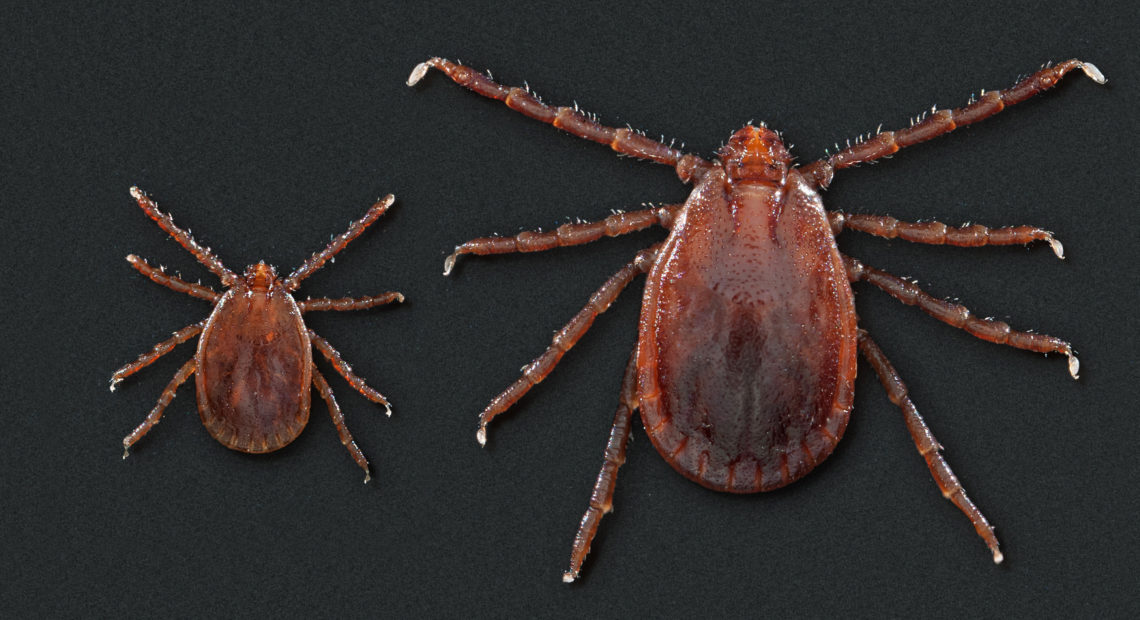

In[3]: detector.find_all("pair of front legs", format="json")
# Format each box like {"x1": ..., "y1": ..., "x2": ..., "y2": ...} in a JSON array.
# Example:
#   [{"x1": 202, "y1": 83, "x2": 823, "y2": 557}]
[
  {"x1": 455, "y1": 204, "x2": 1076, "y2": 580},
  {"x1": 111, "y1": 190, "x2": 402, "y2": 482}
]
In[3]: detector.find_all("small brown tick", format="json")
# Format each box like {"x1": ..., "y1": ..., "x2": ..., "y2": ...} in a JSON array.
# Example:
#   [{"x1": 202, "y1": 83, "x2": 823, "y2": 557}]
[{"x1": 111, "y1": 188, "x2": 403, "y2": 483}]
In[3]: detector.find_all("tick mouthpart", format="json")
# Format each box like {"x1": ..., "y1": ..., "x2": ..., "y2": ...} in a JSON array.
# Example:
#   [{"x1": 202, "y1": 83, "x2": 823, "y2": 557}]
[
  {"x1": 243, "y1": 261, "x2": 279, "y2": 290},
  {"x1": 720, "y1": 125, "x2": 791, "y2": 185}
]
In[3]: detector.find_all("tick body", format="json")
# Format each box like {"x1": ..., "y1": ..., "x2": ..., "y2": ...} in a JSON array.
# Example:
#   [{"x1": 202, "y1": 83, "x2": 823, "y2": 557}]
[
  {"x1": 640, "y1": 132, "x2": 857, "y2": 492},
  {"x1": 196, "y1": 267, "x2": 313, "y2": 452},
  {"x1": 112, "y1": 188, "x2": 404, "y2": 481},
  {"x1": 411, "y1": 57, "x2": 1104, "y2": 580}
]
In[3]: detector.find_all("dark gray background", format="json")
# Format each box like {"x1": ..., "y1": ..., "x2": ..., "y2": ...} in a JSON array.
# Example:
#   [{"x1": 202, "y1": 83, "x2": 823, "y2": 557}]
[{"x1": 4, "y1": 1, "x2": 1137, "y2": 616}]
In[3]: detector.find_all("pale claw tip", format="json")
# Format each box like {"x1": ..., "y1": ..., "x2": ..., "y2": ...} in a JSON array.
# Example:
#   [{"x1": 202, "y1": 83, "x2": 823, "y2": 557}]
[
  {"x1": 121, "y1": 448, "x2": 129, "y2": 460},
  {"x1": 129, "y1": 186, "x2": 143, "y2": 199},
  {"x1": 1068, "y1": 354, "x2": 1080, "y2": 380},
  {"x1": 384, "y1": 404, "x2": 393, "y2": 417},
  {"x1": 395, "y1": 293, "x2": 405, "y2": 303},
  {"x1": 1079, "y1": 62, "x2": 1107, "y2": 84},
  {"x1": 562, "y1": 571, "x2": 577, "y2": 583},
  {"x1": 1049, "y1": 238, "x2": 1064, "y2": 259},
  {"x1": 476, "y1": 426, "x2": 487, "y2": 447},
  {"x1": 993, "y1": 549, "x2": 1004, "y2": 564},
  {"x1": 407, "y1": 62, "x2": 430, "y2": 87},
  {"x1": 363, "y1": 471, "x2": 372, "y2": 484},
  {"x1": 443, "y1": 253, "x2": 458, "y2": 276}
]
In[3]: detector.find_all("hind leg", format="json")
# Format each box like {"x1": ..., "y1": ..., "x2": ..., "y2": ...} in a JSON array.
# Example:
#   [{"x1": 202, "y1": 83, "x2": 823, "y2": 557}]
[
  {"x1": 563, "y1": 351, "x2": 639, "y2": 583},
  {"x1": 857, "y1": 330, "x2": 1002, "y2": 563},
  {"x1": 312, "y1": 366, "x2": 371, "y2": 483}
]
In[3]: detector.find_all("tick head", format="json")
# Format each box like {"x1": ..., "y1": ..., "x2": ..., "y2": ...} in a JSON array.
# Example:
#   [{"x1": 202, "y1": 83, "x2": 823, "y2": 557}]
[
  {"x1": 720, "y1": 125, "x2": 790, "y2": 186},
  {"x1": 243, "y1": 261, "x2": 279, "y2": 290}
]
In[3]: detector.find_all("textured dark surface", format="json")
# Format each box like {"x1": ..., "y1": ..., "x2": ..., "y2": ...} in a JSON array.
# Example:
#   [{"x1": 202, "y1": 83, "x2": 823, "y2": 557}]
[{"x1": 4, "y1": 2, "x2": 1137, "y2": 616}]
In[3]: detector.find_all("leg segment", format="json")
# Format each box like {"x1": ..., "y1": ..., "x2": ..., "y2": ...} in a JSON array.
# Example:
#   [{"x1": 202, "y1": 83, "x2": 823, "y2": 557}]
[
  {"x1": 126, "y1": 254, "x2": 220, "y2": 301},
  {"x1": 476, "y1": 245, "x2": 660, "y2": 446},
  {"x1": 111, "y1": 322, "x2": 205, "y2": 391},
  {"x1": 312, "y1": 366, "x2": 371, "y2": 483},
  {"x1": 444, "y1": 204, "x2": 679, "y2": 275},
  {"x1": 844, "y1": 255, "x2": 1078, "y2": 378},
  {"x1": 130, "y1": 187, "x2": 236, "y2": 286},
  {"x1": 309, "y1": 330, "x2": 392, "y2": 415},
  {"x1": 121, "y1": 358, "x2": 197, "y2": 458},
  {"x1": 856, "y1": 330, "x2": 1002, "y2": 563},
  {"x1": 800, "y1": 60, "x2": 1106, "y2": 189},
  {"x1": 563, "y1": 351, "x2": 638, "y2": 583},
  {"x1": 408, "y1": 58, "x2": 712, "y2": 184},
  {"x1": 828, "y1": 212, "x2": 1064, "y2": 258},
  {"x1": 299, "y1": 292, "x2": 404, "y2": 312},
  {"x1": 283, "y1": 195, "x2": 395, "y2": 292}
]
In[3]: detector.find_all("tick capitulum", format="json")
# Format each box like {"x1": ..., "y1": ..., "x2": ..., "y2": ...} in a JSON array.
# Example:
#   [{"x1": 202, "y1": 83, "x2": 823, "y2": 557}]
[
  {"x1": 111, "y1": 188, "x2": 404, "y2": 483},
  {"x1": 410, "y1": 57, "x2": 1102, "y2": 580}
]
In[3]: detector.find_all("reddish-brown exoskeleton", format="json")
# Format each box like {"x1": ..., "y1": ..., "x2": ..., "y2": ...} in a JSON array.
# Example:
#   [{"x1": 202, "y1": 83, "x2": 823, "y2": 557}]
[
  {"x1": 409, "y1": 57, "x2": 1104, "y2": 580},
  {"x1": 111, "y1": 188, "x2": 403, "y2": 482}
]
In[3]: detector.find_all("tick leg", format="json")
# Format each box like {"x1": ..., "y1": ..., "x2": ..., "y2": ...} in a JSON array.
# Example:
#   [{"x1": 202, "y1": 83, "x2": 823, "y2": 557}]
[
  {"x1": 844, "y1": 255, "x2": 1078, "y2": 379},
  {"x1": 829, "y1": 212, "x2": 1063, "y2": 259},
  {"x1": 856, "y1": 330, "x2": 1002, "y2": 563},
  {"x1": 476, "y1": 245, "x2": 659, "y2": 446},
  {"x1": 110, "y1": 322, "x2": 205, "y2": 391},
  {"x1": 312, "y1": 365, "x2": 371, "y2": 483},
  {"x1": 283, "y1": 195, "x2": 395, "y2": 292},
  {"x1": 564, "y1": 351, "x2": 638, "y2": 583},
  {"x1": 126, "y1": 254, "x2": 221, "y2": 301},
  {"x1": 799, "y1": 60, "x2": 1106, "y2": 189},
  {"x1": 309, "y1": 330, "x2": 392, "y2": 416},
  {"x1": 444, "y1": 205, "x2": 679, "y2": 275},
  {"x1": 130, "y1": 188, "x2": 237, "y2": 286},
  {"x1": 408, "y1": 58, "x2": 713, "y2": 183},
  {"x1": 299, "y1": 291, "x2": 404, "y2": 312},
  {"x1": 122, "y1": 358, "x2": 196, "y2": 458}
]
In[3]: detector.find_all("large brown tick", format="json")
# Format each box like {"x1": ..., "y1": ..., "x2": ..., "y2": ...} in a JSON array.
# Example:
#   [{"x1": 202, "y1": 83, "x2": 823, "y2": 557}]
[
  {"x1": 409, "y1": 57, "x2": 1104, "y2": 580},
  {"x1": 111, "y1": 188, "x2": 403, "y2": 482}
]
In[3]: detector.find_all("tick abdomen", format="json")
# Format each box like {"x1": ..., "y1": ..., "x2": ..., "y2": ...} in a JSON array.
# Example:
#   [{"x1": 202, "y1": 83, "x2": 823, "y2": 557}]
[
  {"x1": 196, "y1": 284, "x2": 313, "y2": 453},
  {"x1": 638, "y1": 170, "x2": 858, "y2": 493}
]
